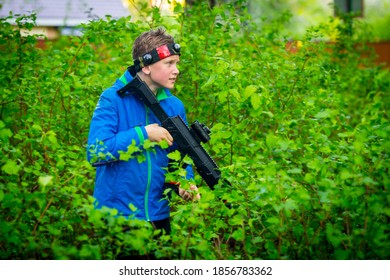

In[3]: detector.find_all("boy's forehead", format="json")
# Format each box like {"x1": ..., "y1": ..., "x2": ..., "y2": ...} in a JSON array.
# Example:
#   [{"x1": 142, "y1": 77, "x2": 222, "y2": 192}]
[{"x1": 163, "y1": 54, "x2": 180, "y2": 61}]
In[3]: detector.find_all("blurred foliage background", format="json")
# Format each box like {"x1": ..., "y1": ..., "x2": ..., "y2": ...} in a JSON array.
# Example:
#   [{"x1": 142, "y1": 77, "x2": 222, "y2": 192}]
[
  {"x1": 122, "y1": 0, "x2": 390, "y2": 41},
  {"x1": 247, "y1": 0, "x2": 390, "y2": 41}
]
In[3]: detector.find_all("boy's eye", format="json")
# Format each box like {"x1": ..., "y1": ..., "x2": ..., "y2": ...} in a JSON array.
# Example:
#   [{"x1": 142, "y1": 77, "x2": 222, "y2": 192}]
[{"x1": 166, "y1": 60, "x2": 179, "y2": 65}]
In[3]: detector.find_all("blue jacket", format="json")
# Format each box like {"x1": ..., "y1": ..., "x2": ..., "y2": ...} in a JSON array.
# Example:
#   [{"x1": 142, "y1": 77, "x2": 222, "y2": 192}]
[{"x1": 87, "y1": 70, "x2": 194, "y2": 221}]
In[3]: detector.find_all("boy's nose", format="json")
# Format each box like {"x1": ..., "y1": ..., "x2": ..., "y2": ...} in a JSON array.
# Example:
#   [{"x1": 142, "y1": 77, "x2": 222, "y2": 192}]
[{"x1": 174, "y1": 65, "x2": 179, "y2": 74}]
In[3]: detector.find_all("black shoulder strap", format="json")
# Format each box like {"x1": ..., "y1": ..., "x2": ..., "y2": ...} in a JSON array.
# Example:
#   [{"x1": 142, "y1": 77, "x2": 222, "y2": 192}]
[{"x1": 117, "y1": 75, "x2": 169, "y2": 122}]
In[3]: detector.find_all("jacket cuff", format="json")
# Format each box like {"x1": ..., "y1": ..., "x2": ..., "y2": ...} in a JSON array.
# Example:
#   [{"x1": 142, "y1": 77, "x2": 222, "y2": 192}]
[{"x1": 135, "y1": 126, "x2": 147, "y2": 144}]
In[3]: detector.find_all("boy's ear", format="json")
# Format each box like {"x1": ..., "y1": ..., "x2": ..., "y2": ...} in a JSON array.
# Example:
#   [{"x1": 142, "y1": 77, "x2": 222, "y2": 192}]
[{"x1": 141, "y1": 66, "x2": 151, "y2": 75}]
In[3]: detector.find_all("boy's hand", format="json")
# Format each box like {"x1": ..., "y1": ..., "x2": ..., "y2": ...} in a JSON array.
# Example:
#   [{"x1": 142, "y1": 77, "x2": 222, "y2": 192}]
[
  {"x1": 179, "y1": 184, "x2": 201, "y2": 201},
  {"x1": 145, "y1": 123, "x2": 174, "y2": 146}
]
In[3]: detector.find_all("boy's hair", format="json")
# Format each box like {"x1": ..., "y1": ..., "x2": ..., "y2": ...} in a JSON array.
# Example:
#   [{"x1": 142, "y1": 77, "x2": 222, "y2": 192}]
[{"x1": 132, "y1": 28, "x2": 175, "y2": 61}]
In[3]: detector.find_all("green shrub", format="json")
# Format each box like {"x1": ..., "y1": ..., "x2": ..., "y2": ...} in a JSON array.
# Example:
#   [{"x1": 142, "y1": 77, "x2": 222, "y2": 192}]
[{"x1": 0, "y1": 2, "x2": 388, "y2": 260}]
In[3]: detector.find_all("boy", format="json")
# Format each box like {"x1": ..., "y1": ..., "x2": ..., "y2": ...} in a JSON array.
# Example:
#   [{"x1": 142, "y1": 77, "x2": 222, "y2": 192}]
[{"x1": 87, "y1": 28, "x2": 199, "y2": 234}]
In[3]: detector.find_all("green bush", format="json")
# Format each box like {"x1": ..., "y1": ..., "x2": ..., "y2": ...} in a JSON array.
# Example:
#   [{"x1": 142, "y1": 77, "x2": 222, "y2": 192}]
[{"x1": 0, "y1": 2, "x2": 389, "y2": 260}]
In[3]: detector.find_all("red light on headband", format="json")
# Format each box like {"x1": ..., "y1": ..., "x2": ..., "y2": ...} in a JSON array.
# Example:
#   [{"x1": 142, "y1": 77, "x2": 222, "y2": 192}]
[{"x1": 156, "y1": 45, "x2": 171, "y2": 60}]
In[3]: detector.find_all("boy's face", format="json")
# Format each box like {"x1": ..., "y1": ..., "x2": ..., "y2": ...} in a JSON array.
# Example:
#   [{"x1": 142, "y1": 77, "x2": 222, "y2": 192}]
[{"x1": 146, "y1": 55, "x2": 180, "y2": 90}]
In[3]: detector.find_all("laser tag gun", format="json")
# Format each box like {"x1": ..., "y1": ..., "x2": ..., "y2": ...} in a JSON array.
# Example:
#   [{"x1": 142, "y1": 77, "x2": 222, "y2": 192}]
[{"x1": 117, "y1": 75, "x2": 221, "y2": 189}]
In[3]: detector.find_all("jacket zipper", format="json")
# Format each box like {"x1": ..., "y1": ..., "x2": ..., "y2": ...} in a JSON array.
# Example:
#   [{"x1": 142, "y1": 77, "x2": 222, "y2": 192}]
[
  {"x1": 119, "y1": 74, "x2": 154, "y2": 221},
  {"x1": 144, "y1": 106, "x2": 152, "y2": 221}
]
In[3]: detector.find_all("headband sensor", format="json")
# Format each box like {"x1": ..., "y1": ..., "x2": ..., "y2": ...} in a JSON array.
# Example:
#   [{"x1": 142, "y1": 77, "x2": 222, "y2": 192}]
[{"x1": 128, "y1": 43, "x2": 181, "y2": 77}]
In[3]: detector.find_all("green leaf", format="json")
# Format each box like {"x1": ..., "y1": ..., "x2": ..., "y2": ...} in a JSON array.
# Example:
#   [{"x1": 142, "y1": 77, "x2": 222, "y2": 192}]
[
  {"x1": 244, "y1": 85, "x2": 258, "y2": 100},
  {"x1": 251, "y1": 93, "x2": 261, "y2": 110},
  {"x1": 262, "y1": 111, "x2": 274, "y2": 118},
  {"x1": 201, "y1": 74, "x2": 217, "y2": 89},
  {"x1": 129, "y1": 203, "x2": 138, "y2": 212},
  {"x1": 219, "y1": 130, "x2": 232, "y2": 139},
  {"x1": 76, "y1": 234, "x2": 89, "y2": 242},
  {"x1": 46, "y1": 130, "x2": 58, "y2": 144},
  {"x1": 307, "y1": 158, "x2": 322, "y2": 171},
  {"x1": 287, "y1": 168, "x2": 302, "y2": 174},
  {"x1": 266, "y1": 134, "x2": 278, "y2": 148},
  {"x1": 231, "y1": 228, "x2": 244, "y2": 241},
  {"x1": 0, "y1": 127, "x2": 12, "y2": 141},
  {"x1": 56, "y1": 158, "x2": 66, "y2": 171},
  {"x1": 314, "y1": 109, "x2": 332, "y2": 119},
  {"x1": 38, "y1": 175, "x2": 53, "y2": 187},
  {"x1": 266, "y1": 217, "x2": 280, "y2": 225},
  {"x1": 229, "y1": 214, "x2": 244, "y2": 226},
  {"x1": 2, "y1": 160, "x2": 20, "y2": 175},
  {"x1": 119, "y1": 142, "x2": 140, "y2": 161},
  {"x1": 168, "y1": 150, "x2": 181, "y2": 161},
  {"x1": 229, "y1": 88, "x2": 241, "y2": 101}
]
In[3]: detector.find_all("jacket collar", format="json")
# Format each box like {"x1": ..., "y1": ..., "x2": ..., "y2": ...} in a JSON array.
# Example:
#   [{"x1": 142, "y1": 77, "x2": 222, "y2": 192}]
[{"x1": 118, "y1": 70, "x2": 170, "y2": 101}]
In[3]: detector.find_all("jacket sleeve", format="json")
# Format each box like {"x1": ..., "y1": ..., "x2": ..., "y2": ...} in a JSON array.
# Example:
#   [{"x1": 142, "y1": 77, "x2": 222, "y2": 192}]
[{"x1": 86, "y1": 91, "x2": 147, "y2": 164}]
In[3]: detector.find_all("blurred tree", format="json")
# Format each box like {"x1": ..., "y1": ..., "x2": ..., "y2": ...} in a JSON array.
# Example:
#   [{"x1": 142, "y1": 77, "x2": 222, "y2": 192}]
[
  {"x1": 122, "y1": 0, "x2": 186, "y2": 20},
  {"x1": 247, "y1": 0, "x2": 333, "y2": 38},
  {"x1": 334, "y1": 0, "x2": 363, "y2": 15},
  {"x1": 186, "y1": 0, "x2": 217, "y2": 7},
  {"x1": 245, "y1": 0, "x2": 390, "y2": 41},
  {"x1": 364, "y1": 0, "x2": 390, "y2": 41}
]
